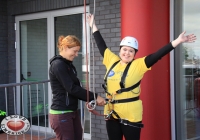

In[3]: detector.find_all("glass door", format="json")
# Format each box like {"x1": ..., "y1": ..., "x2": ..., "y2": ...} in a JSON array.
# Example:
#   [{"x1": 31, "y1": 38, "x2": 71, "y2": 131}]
[
  {"x1": 16, "y1": 6, "x2": 91, "y2": 138},
  {"x1": 20, "y1": 18, "x2": 48, "y2": 127},
  {"x1": 183, "y1": 0, "x2": 200, "y2": 139},
  {"x1": 174, "y1": 0, "x2": 200, "y2": 139}
]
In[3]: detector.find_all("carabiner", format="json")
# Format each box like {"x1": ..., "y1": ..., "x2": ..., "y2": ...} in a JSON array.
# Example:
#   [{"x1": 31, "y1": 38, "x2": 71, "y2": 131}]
[
  {"x1": 105, "y1": 110, "x2": 114, "y2": 119},
  {"x1": 87, "y1": 100, "x2": 96, "y2": 110}
]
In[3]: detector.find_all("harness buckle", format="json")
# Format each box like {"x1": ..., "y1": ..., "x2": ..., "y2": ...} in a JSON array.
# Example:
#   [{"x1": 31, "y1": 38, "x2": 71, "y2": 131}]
[
  {"x1": 105, "y1": 110, "x2": 113, "y2": 119},
  {"x1": 110, "y1": 99, "x2": 118, "y2": 104},
  {"x1": 120, "y1": 119, "x2": 128, "y2": 125},
  {"x1": 105, "y1": 98, "x2": 110, "y2": 105}
]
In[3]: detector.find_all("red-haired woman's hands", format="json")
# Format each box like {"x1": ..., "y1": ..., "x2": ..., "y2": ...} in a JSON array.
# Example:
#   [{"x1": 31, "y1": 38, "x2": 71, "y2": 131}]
[{"x1": 96, "y1": 95, "x2": 106, "y2": 106}]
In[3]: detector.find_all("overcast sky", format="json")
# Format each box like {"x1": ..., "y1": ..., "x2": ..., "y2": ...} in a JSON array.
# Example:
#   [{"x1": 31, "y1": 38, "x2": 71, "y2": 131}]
[{"x1": 183, "y1": 0, "x2": 200, "y2": 59}]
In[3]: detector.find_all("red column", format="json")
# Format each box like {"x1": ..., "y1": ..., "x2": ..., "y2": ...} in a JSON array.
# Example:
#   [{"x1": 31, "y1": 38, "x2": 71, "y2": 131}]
[{"x1": 121, "y1": 0, "x2": 171, "y2": 140}]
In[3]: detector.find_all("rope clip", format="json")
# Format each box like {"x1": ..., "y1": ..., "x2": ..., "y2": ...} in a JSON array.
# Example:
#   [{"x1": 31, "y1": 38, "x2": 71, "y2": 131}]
[
  {"x1": 88, "y1": 100, "x2": 96, "y2": 108},
  {"x1": 86, "y1": 100, "x2": 96, "y2": 110},
  {"x1": 105, "y1": 110, "x2": 113, "y2": 119}
]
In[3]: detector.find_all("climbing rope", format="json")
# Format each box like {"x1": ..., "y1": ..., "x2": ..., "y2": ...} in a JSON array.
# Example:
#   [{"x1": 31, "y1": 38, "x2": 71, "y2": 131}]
[{"x1": 84, "y1": 0, "x2": 97, "y2": 111}]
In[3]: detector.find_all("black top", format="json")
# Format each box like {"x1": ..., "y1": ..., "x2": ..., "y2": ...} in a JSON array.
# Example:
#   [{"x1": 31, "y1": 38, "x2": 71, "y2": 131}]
[
  {"x1": 93, "y1": 30, "x2": 174, "y2": 68},
  {"x1": 49, "y1": 55, "x2": 97, "y2": 111}
]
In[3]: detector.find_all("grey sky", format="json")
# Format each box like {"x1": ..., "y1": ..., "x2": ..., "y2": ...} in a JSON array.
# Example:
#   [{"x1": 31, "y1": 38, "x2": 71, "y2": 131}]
[{"x1": 183, "y1": 0, "x2": 200, "y2": 60}]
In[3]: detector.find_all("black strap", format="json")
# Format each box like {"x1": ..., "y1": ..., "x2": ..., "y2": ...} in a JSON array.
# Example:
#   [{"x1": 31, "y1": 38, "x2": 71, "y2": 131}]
[
  {"x1": 112, "y1": 110, "x2": 121, "y2": 119},
  {"x1": 104, "y1": 60, "x2": 120, "y2": 83},
  {"x1": 119, "y1": 119, "x2": 144, "y2": 128},
  {"x1": 120, "y1": 62, "x2": 132, "y2": 88},
  {"x1": 111, "y1": 110, "x2": 144, "y2": 128},
  {"x1": 110, "y1": 96, "x2": 139, "y2": 104},
  {"x1": 116, "y1": 80, "x2": 141, "y2": 94}
]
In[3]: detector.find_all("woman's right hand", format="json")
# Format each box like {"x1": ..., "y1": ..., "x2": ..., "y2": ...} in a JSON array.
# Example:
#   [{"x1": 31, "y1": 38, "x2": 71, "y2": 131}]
[
  {"x1": 87, "y1": 13, "x2": 95, "y2": 27},
  {"x1": 87, "y1": 13, "x2": 98, "y2": 32},
  {"x1": 96, "y1": 95, "x2": 106, "y2": 106}
]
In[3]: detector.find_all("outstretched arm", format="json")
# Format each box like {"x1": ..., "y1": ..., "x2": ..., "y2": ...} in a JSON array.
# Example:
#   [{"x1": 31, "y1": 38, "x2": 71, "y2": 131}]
[
  {"x1": 145, "y1": 31, "x2": 197, "y2": 68},
  {"x1": 87, "y1": 14, "x2": 107, "y2": 57}
]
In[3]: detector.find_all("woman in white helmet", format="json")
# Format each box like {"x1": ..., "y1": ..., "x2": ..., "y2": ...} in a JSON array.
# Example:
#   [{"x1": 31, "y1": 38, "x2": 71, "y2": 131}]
[{"x1": 87, "y1": 14, "x2": 196, "y2": 140}]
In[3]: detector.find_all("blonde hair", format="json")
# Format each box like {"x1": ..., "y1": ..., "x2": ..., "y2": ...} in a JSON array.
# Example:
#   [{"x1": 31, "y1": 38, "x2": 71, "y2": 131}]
[{"x1": 57, "y1": 35, "x2": 81, "y2": 52}]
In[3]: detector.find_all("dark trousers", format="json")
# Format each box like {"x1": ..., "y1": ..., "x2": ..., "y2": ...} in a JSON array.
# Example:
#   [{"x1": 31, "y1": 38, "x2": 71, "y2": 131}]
[
  {"x1": 106, "y1": 119, "x2": 141, "y2": 140},
  {"x1": 49, "y1": 111, "x2": 83, "y2": 140}
]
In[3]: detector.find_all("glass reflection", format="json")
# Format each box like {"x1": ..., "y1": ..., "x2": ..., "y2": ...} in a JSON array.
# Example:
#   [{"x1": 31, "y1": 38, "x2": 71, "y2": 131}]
[{"x1": 183, "y1": 0, "x2": 200, "y2": 139}]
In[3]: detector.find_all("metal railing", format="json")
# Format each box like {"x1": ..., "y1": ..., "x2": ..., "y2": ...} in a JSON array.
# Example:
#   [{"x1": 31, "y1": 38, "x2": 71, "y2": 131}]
[
  {"x1": 0, "y1": 80, "x2": 56, "y2": 140},
  {"x1": 185, "y1": 75, "x2": 200, "y2": 116}
]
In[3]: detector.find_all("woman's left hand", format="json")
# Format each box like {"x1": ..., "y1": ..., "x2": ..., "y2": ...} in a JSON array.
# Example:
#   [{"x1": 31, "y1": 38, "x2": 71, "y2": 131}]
[
  {"x1": 172, "y1": 31, "x2": 197, "y2": 47},
  {"x1": 178, "y1": 31, "x2": 196, "y2": 43}
]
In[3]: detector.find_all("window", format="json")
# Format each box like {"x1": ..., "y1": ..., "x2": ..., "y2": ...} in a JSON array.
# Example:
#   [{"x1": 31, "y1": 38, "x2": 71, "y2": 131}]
[{"x1": 174, "y1": 0, "x2": 200, "y2": 139}]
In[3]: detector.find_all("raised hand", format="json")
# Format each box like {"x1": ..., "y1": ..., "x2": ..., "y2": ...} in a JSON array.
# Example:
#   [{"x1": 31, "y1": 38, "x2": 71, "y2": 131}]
[
  {"x1": 172, "y1": 31, "x2": 197, "y2": 47},
  {"x1": 87, "y1": 13, "x2": 98, "y2": 33},
  {"x1": 178, "y1": 31, "x2": 197, "y2": 43},
  {"x1": 87, "y1": 14, "x2": 95, "y2": 28}
]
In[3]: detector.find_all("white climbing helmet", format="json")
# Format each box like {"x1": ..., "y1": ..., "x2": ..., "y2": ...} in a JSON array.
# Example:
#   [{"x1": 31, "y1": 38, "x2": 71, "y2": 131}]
[{"x1": 120, "y1": 36, "x2": 138, "y2": 50}]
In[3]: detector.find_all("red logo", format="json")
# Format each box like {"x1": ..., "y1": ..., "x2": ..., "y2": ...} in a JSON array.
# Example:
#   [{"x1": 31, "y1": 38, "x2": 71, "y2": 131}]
[
  {"x1": 1, "y1": 115, "x2": 30, "y2": 135},
  {"x1": 7, "y1": 120, "x2": 25, "y2": 131}
]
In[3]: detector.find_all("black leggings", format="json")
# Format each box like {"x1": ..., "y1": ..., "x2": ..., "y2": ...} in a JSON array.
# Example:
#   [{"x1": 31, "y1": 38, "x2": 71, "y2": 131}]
[{"x1": 106, "y1": 119, "x2": 141, "y2": 140}]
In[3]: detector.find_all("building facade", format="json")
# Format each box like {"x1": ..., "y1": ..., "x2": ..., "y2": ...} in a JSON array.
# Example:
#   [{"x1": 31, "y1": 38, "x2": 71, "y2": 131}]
[{"x1": 0, "y1": 0, "x2": 199, "y2": 140}]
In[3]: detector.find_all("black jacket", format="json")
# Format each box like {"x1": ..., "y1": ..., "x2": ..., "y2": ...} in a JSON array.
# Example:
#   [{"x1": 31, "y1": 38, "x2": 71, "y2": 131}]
[{"x1": 49, "y1": 55, "x2": 97, "y2": 111}]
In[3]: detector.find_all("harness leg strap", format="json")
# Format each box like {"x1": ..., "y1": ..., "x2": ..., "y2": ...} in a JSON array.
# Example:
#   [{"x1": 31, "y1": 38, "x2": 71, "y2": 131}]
[
  {"x1": 111, "y1": 110, "x2": 144, "y2": 128},
  {"x1": 119, "y1": 119, "x2": 144, "y2": 128}
]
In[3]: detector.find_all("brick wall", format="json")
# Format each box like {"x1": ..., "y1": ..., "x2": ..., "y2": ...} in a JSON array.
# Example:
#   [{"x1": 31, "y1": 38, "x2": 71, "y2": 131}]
[{"x1": 0, "y1": 0, "x2": 8, "y2": 111}]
